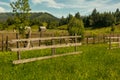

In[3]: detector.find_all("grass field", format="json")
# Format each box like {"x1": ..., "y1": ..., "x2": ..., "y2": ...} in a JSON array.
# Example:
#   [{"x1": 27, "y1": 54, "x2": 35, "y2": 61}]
[
  {"x1": 85, "y1": 24, "x2": 120, "y2": 35},
  {"x1": 0, "y1": 44, "x2": 120, "y2": 80}
]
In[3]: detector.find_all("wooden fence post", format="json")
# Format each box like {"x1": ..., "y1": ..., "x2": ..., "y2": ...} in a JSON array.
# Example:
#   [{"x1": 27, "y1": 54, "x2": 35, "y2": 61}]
[
  {"x1": 93, "y1": 36, "x2": 95, "y2": 44},
  {"x1": 51, "y1": 39, "x2": 56, "y2": 55},
  {"x1": 39, "y1": 32, "x2": 41, "y2": 46},
  {"x1": 74, "y1": 34, "x2": 77, "y2": 52},
  {"x1": 1, "y1": 34, "x2": 4, "y2": 52},
  {"x1": 119, "y1": 37, "x2": 120, "y2": 48},
  {"x1": 103, "y1": 34, "x2": 105, "y2": 43},
  {"x1": 16, "y1": 33, "x2": 21, "y2": 60},
  {"x1": 86, "y1": 36, "x2": 88, "y2": 44},
  {"x1": 6, "y1": 36, "x2": 8, "y2": 51},
  {"x1": 109, "y1": 36, "x2": 111, "y2": 49}
]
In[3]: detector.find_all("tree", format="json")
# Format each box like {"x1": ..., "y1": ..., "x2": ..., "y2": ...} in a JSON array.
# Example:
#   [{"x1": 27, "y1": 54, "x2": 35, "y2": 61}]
[
  {"x1": 75, "y1": 12, "x2": 81, "y2": 19},
  {"x1": 115, "y1": 8, "x2": 120, "y2": 24},
  {"x1": 68, "y1": 17, "x2": 84, "y2": 38},
  {"x1": 111, "y1": 24, "x2": 115, "y2": 32},
  {"x1": 10, "y1": 0, "x2": 31, "y2": 34},
  {"x1": 103, "y1": 12, "x2": 116, "y2": 27},
  {"x1": 91, "y1": 8, "x2": 102, "y2": 28},
  {"x1": 47, "y1": 21, "x2": 59, "y2": 29},
  {"x1": 59, "y1": 16, "x2": 67, "y2": 26},
  {"x1": 66, "y1": 14, "x2": 73, "y2": 24}
]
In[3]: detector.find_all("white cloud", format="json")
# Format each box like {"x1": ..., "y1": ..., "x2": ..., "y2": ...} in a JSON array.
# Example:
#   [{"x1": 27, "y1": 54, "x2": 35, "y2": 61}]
[
  {"x1": 32, "y1": 0, "x2": 65, "y2": 9},
  {"x1": 0, "y1": 7, "x2": 6, "y2": 12},
  {"x1": 31, "y1": 0, "x2": 120, "y2": 17},
  {"x1": 61, "y1": 0, "x2": 120, "y2": 14},
  {"x1": 0, "y1": 1, "x2": 9, "y2": 6},
  {"x1": 10, "y1": 0, "x2": 17, "y2": 2}
]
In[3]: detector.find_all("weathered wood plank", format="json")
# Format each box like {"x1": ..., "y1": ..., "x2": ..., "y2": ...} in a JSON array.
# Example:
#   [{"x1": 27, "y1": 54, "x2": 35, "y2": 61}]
[
  {"x1": 11, "y1": 43, "x2": 82, "y2": 51},
  {"x1": 106, "y1": 37, "x2": 120, "y2": 39},
  {"x1": 108, "y1": 42, "x2": 120, "y2": 44},
  {"x1": 13, "y1": 51, "x2": 82, "y2": 64},
  {"x1": 10, "y1": 36, "x2": 81, "y2": 42}
]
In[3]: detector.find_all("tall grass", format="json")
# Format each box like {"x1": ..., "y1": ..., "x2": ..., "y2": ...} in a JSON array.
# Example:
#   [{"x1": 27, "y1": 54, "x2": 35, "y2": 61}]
[{"x1": 0, "y1": 44, "x2": 120, "y2": 80}]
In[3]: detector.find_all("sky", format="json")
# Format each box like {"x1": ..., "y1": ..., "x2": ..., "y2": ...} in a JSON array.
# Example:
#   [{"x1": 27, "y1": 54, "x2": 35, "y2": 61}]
[{"x1": 0, "y1": 0, "x2": 120, "y2": 18}]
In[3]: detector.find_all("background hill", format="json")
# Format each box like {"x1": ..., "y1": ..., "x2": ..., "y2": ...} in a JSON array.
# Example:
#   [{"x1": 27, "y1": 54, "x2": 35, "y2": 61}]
[{"x1": 0, "y1": 12, "x2": 59, "y2": 23}]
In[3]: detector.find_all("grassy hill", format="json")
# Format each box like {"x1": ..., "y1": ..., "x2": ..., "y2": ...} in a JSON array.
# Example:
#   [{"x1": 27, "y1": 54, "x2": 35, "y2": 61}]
[
  {"x1": 0, "y1": 44, "x2": 120, "y2": 80},
  {"x1": 0, "y1": 12, "x2": 59, "y2": 22},
  {"x1": 85, "y1": 24, "x2": 120, "y2": 35},
  {"x1": 30, "y1": 12, "x2": 59, "y2": 22}
]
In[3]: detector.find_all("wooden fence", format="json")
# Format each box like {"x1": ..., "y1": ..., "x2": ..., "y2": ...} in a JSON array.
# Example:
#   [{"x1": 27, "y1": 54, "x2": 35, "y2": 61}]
[
  {"x1": 8, "y1": 35, "x2": 82, "y2": 64},
  {"x1": 1, "y1": 32, "x2": 120, "y2": 51},
  {"x1": 106, "y1": 36, "x2": 120, "y2": 49}
]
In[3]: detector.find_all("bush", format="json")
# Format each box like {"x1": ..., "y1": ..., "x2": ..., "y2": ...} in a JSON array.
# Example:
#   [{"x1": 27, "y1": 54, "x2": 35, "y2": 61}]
[{"x1": 68, "y1": 17, "x2": 84, "y2": 38}]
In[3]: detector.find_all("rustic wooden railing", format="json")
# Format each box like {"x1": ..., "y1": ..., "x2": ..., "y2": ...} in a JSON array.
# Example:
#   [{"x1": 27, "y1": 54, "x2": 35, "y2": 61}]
[
  {"x1": 106, "y1": 37, "x2": 120, "y2": 49},
  {"x1": 8, "y1": 36, "x2": 82, "y2": 64}
]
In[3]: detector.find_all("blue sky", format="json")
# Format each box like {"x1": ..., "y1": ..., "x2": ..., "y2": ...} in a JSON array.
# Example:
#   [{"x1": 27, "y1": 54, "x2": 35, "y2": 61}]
[{"x1": 0, "y1": 0, "x2": 120, "y2": 17}]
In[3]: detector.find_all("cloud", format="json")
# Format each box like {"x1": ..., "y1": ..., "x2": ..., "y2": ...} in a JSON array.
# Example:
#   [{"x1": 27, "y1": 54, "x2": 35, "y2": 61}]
[
  {"x1": 10, "y1": 0, "x2": 17, "y2": 2},
  {"x1": 59, "y1": 0, "x2": 120, "y2": 15},
  {"x1": 0, "y1": 1, "x2": 9, "y2": 6},
  {"x1": 32, "y1": 0, "x2": 65, "y2": 9},
  {"x1": 0, "y1": 7, "x2": 6, "y2": 12}
]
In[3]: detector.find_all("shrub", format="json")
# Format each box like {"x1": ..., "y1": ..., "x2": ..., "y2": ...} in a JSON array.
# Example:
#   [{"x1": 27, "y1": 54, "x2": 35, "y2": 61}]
[{"x1": 67, "y1": 17, "x2": 84, "y2": 38}]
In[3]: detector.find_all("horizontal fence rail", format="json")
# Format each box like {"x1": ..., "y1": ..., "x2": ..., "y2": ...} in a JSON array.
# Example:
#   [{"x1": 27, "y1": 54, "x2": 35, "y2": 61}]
[{"x1": 8, "y1": 35, "x2": 82, "y2": 64}]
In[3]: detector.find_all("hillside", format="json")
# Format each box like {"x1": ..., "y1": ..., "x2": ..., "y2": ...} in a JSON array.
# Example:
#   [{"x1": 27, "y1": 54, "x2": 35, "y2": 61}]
[
  {"x1": 0, "y1": 12, "x2": 59, "y2": 22},
  {"x1": 30, "y1": 12, "x2": 59, "y2": 22}
]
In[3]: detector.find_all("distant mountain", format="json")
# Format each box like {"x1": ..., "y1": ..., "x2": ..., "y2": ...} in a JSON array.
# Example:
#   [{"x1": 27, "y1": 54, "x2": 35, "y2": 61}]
[
  {"x1": 30, "y1": 12, "x2": 59, "y2": 22},
  {"x1": 0, "y1": 13, "x2": 13, "y2": 22},
  {"x1": 0, "y1": 12, "x2": 59, "y2": 22}
]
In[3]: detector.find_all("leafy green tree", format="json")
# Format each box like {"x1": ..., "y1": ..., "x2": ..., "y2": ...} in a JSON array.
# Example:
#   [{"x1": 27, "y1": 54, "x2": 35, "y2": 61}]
[
  {"x1": 10, "y1": 0, "x2": 31, "y2": 34},
  {"x1": 68, "y1": 17, "x2": 84, "y2": 37}
]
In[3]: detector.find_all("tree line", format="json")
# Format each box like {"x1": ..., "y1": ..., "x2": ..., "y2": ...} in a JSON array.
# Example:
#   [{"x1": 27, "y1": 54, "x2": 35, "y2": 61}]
[
  {"x1": 59, "y1": 8, "x2": 120, "y2": 29},
  {"x1": 0, "y1": 8, "x2": 120, "y2": 30}
]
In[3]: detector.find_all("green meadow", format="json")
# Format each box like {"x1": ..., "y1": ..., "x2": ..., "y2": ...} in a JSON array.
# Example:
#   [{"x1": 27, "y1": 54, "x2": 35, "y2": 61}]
[{"x1": 0, "y1": 44, "x2": 120, "y2": 80}]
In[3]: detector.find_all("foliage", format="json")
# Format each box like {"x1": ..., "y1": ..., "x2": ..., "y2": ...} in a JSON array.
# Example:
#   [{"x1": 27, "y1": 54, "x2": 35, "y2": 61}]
[
  {"x1": 68, "y1": 17, "x2": 84, "y2": 37},
  {"x1": 59, "y1": 16, "x2": 67, "y2": 26},
  {"x1": 10, "y1": 0, "x2": 31, "y2": 34},
  {"x1": 0, "y1": 22, "x2": 8, "y2": 30},
  {"x1": 0, "y1": 44, "x2": 120, "y2": 80},
  {"x1": 57, "y1": 25, "x2": 68, "y2": 30},
  {"x1": 0, "y1": 8, "x2": 120, "y2": 30},
  {"x1": 111, "y1": 24, "x2": 115, "y2": 32},
  {"x1": 75, "y1": 12, "x2": 81, "y2": 19},
  {"x1": 47, "y1": 21, "x2": 59, "y2": 29},
  {"x1": 0, "y1": 23, "x2": 3, "y2": 30},
  {"x1": 115, "y1": 8, "x2": 120, "y2": 25},
  {"x1": 83, "y1": 8, "x2": 119, "y2": 28}
]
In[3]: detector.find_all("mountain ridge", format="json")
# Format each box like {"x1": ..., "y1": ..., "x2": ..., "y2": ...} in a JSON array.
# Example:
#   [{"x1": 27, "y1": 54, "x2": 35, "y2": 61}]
[{"x1": 0, "y1": 12, "x2": 59, "y2": 22}]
